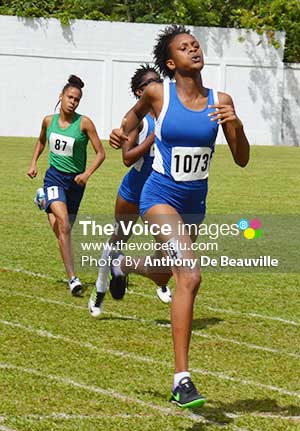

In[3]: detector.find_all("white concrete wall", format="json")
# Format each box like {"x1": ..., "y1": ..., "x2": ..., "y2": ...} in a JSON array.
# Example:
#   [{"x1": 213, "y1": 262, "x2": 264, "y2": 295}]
[
  {"x1": 283, "y1": 63, "x2": 300, "y2": 146},
  {"x1": 0, "y1": 15, "x2": 293, "y2": 145}
]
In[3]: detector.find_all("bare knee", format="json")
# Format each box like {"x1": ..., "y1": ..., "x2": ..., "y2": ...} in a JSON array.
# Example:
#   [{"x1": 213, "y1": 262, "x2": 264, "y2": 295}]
[
  {"x1": 175, "y1": 268, "x2": 201, "y2": 295},
  {"x1": 56, "y1": 217, "x2": 71, "y2": 237}
]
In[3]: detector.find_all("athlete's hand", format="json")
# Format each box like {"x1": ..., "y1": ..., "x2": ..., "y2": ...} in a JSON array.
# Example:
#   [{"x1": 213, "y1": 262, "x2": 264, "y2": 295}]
[
  {"x1": 74, "y1": 172, "x2": 89, "y2": 187},
  {"x1": 27, "y1": 164, "x2": 38, "y2": 178},
  {"x1": 208, "y1": 104, "x2": 243, "y2": 128},
  {"x1": 147, "y1": 132, "x2": 155, "y2": 145},
  {"x1": 109, "y1": 117, "x2": 129, "y2": 149}
]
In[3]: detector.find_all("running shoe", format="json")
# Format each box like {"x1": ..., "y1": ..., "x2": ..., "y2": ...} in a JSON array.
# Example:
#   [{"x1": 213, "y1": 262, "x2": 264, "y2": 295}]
[
  {"x1": 156, "y1": 285, "x2": 172, "y2": 303},
  {"x1": 69, "y1": 276, "x2": 84, "y2": 296},
  {"x1": 33, "y1": 187, "x2": 46, "y2": 211},
  {"x1": 109, "y1": 271, "x2": 128, "y2": 300},
  {"x1": 170, "y1": 377, "x2": 206, "y2": 409},
  {"x1": 88, "y1": 287, "x2": 105, "y2": 318},
  {"x1": 109, "y1": 252, "x2": 128, "y2": 300}
]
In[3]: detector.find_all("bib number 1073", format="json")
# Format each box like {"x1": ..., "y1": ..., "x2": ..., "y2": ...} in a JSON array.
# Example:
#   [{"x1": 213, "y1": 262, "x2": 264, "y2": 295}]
[{"x1": 171, "y1": 147, "x2": 212, "y2": 181}]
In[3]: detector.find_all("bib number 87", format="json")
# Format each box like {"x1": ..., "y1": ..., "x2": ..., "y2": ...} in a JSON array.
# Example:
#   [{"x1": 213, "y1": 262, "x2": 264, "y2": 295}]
[
  {"x1": 49, "y1": 132, "x2": 75, "y2": 157},
  {"x1": 54, "y1": 138, "x2": 68, "y2": 151}
]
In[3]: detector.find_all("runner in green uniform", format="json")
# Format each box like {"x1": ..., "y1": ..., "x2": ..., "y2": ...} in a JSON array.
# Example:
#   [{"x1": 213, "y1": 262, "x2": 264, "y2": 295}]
[{"x1": 27, "y1": 75, "x2": 105, "y2": 295}]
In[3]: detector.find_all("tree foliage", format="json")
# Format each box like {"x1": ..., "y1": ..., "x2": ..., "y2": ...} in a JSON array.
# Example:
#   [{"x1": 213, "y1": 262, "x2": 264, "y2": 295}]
[{"x1": 0, "y1": 0, "x2": 299, "y2": 62}]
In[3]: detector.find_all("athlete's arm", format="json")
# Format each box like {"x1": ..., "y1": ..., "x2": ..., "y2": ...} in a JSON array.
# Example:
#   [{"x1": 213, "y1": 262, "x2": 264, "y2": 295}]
[
  {"x1": 121, "y1": 125, "x2": 155, "y2": 167},
  {"x1": 209, "y1": 93, "x2": 250, "y2": 167},
  {"x1": 27, "y1": 115, "x2": 52, "y2": 178},
  {"x1": 75, "y1": 116, "x2": 105, "y2": 186},
  {"x1": 109, "y1": 82, "x2": 163, "y2": 149}
]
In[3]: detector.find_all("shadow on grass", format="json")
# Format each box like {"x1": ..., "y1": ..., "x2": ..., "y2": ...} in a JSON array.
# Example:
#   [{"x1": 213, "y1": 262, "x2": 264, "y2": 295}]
[
  {"x1": 97, "y1": 316, "x2": 138, "y2": 322},
  {"x1": 138, "y1": 391, "x2": 300, "y2": 429},
  {"x1": 154, "y1": 317, "x2": 223, "y2": 330},
  {"x1": 55, "y1": 280, "x2": 98, "y2": 288},
  {"x1": 217, "y1": 397, "x2": 300, "y2": 416},
  {"x1": 186, "y1": 398, "x2": 300, "y2": 429}
]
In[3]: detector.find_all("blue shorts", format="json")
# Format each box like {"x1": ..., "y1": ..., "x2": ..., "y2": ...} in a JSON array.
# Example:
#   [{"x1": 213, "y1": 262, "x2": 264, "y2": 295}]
[
  {"x1": 43, "y1": 166, "x2": 85, "y2": 223},
  {"x1": 139, "y1": 171, "x2": 207, "y2": 224},
  {"x1": 118, "y1": 169, "x2": 149, "y2": 205}
]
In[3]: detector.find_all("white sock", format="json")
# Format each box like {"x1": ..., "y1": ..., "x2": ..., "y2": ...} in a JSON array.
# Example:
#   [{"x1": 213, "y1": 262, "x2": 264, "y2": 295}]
[
  {"x1": 173, "y1": 371, "x2": 190, "y2": 389},
  {"x1": 95, "y1": 241, "x2": 113, "y2": 292},
  {"x1": 111, "y1": 254, "x2": 125, "y2": 277}
]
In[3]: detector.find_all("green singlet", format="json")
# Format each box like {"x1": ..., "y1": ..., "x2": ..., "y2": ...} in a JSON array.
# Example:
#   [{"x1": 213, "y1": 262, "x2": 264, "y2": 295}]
[{"x1": 46, "y1": 113, "x2": 89, "y2": 173}]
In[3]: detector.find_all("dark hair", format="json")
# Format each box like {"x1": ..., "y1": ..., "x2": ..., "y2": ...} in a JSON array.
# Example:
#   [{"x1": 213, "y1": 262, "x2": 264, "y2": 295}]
[
  {"x1": 130, "y1": 64, "x2": 160, "y2": 98},
  {"x1": 62, "y1": 75, "x2": 84, "y2": 94},
  {"x1": 153, "y1": 24, "x2": 190, "y2": 78},
  {"x1": 55, "y1": 75, "x2": 84, "y2": 111}
]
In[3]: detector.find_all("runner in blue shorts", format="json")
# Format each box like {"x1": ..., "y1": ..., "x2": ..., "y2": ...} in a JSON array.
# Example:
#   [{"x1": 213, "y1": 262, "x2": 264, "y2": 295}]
[
  {"x1": 109, "y1": 25, "x2": 250, "y2": 408},
  {"x1": 89, "y1": 65, "x2": 172, "y2": 318},
  {"x1": 27, "y1": 75, "x2": 105, "y2": 296}
]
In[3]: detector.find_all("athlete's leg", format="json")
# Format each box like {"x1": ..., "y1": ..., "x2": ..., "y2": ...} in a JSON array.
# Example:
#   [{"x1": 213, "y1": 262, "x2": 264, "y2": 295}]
[
  {"x1": 111, "y1": 194, "x2": 140, "y2": 243},
  {"x1": 48, "y1": 201, "x2": 74, "y2": 279},
  {"x1": 111, "y1": 197, "x2": 173, "y2": 291},
  {"x1": 146, "y1": 205, "x2": 200, "y2": 373},
  {"x1": 112, "y1": 202, "x2": 204, "y2": 406},
  {"x1": 121, "y1": 203, "x2": 200, "y2": 369},
  {"x1": 118, "y1": 203, "x2": 200, "y2": 369},
  {"x1": 47, "y1": 212, "x2": 59, "y2": 238},
  {"x1": 121, "y1": 251, "x2": 172, "y2": 287},
  {"x1": 90, "y1": 195, "x2": 141, "y2": 315},
  {"x1": 140, "y1": 204, "x2": 205, "y2": 407},
  {"x1": 96, "y1": 194, "x2": 139, "y2": 292}
]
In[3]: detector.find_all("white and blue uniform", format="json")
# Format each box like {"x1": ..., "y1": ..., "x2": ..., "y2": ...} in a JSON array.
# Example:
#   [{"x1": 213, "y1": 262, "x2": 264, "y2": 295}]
[
  {"x1": 118, "y1": 114, "x2": 155, "y2": 205},
  {"x1": 140, "y1": 79, "x2": 219, "y2": 223}
]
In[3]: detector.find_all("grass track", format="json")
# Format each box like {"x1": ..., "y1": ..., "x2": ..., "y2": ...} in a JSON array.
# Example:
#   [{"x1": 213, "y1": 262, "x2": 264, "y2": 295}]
[{"x1": 0, "y1": 137, "x2": 299, "y2": 430}]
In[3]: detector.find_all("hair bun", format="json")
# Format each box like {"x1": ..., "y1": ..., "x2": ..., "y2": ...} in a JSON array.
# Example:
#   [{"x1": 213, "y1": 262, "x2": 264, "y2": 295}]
[{"x1": 68, "y1": 75, "x2": 84, "y2": 89}]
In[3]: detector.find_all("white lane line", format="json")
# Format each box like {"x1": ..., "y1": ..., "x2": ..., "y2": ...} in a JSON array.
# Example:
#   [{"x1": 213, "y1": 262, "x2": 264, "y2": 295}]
[
  {"x1": 1, "y1": 266, "x2": 61, "y2": 282},
  {"x1": 0, "y1": 363, "x2": 255, "y2": 431},
  {"x1": 0, "y1": 417, "x2": 18, "y2": 431},
  {"x1": 194, "y1": 333, "x2": 300, "y2": 359},
  {"x1": 163, "y1": 326, "x2": 300, "y2": 360},
  {"x1": 226, "y1": 412, "x2": 300, "y2": 422},
  {"x1": 2, "y1": 265, "x2": 300, "y2": 327},
  {"x1": 128, "y1": 291, "x2": 300, "y2": 327},
  {"x1": 188, "y1": 412, "x2": 257, "y2": 431},
  {"x1": 191, "y1": 366, "x2": 300, "y2": 399},
  {"x1": 205, "y1": 306, "x2": 300, "y2": 327},
  {"x1": 0, "y1": 425, "x2": 18, "y2": 431},
  {"x1": 0, "y1": 289, "x2": 299, "y2": 361},
  {"x1": 0, "y1": 363, "x2": 218, "y2": 426},
  {"x1": 1, "y1": 319, "x2": 300, "y2": 400},
  {"x1": 0, "y1": 416, "x2": 19, "y2": 431},
  {"x1": 0, "y1": 413, "x2": 152, "y2": 421},
  {"x1": 231, "y1": 427, "x2": 257, "y2": 431}
]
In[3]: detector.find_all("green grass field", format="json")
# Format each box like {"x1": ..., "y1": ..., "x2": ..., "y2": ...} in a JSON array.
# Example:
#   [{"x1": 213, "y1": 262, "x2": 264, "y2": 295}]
[{"x1": 0, "y1": 137, "x2": 300, "y2": 431}]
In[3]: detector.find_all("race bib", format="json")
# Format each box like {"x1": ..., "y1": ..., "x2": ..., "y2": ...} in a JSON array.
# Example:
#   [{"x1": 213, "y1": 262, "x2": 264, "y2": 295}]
[
  {"x1": 46, "y1": 186, "x2": 59, "y2": 200},
  {"x1": 171, "y1": 146, "x2": 212, "y2": 181},
  {"x1": 149, "y1": 143, "x2": 155, "y2": 157},
  {"x1": 49, "y1": 132, "x2": 75, "y2": 157}
]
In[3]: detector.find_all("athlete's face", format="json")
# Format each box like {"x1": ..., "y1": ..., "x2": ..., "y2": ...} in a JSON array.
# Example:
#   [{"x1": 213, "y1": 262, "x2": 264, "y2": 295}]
[
  {"x1": 60, "y1": 87, "x2": 82, "y2": 114},
  {"x1": 166, "y1": 33, "x2": 204, "y2": 75},
  {"x1": 135, "y1": 71, "x2": 161, "y2": 98}
]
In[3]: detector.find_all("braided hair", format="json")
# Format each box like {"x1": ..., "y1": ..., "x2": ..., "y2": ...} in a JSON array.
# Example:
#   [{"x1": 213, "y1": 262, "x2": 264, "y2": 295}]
[{"x1": 130, "y1": 64, "x2": 160, "y2": 98}]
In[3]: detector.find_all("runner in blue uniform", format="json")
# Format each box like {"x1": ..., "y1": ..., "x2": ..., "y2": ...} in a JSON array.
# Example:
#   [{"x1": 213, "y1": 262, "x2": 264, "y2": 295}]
[
  {"x1": 89, "y1": 65, "x2": 172, "y2": 318},
  {"x1": 109, "y1": 25, "x2": 250, "y2": 408}
]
